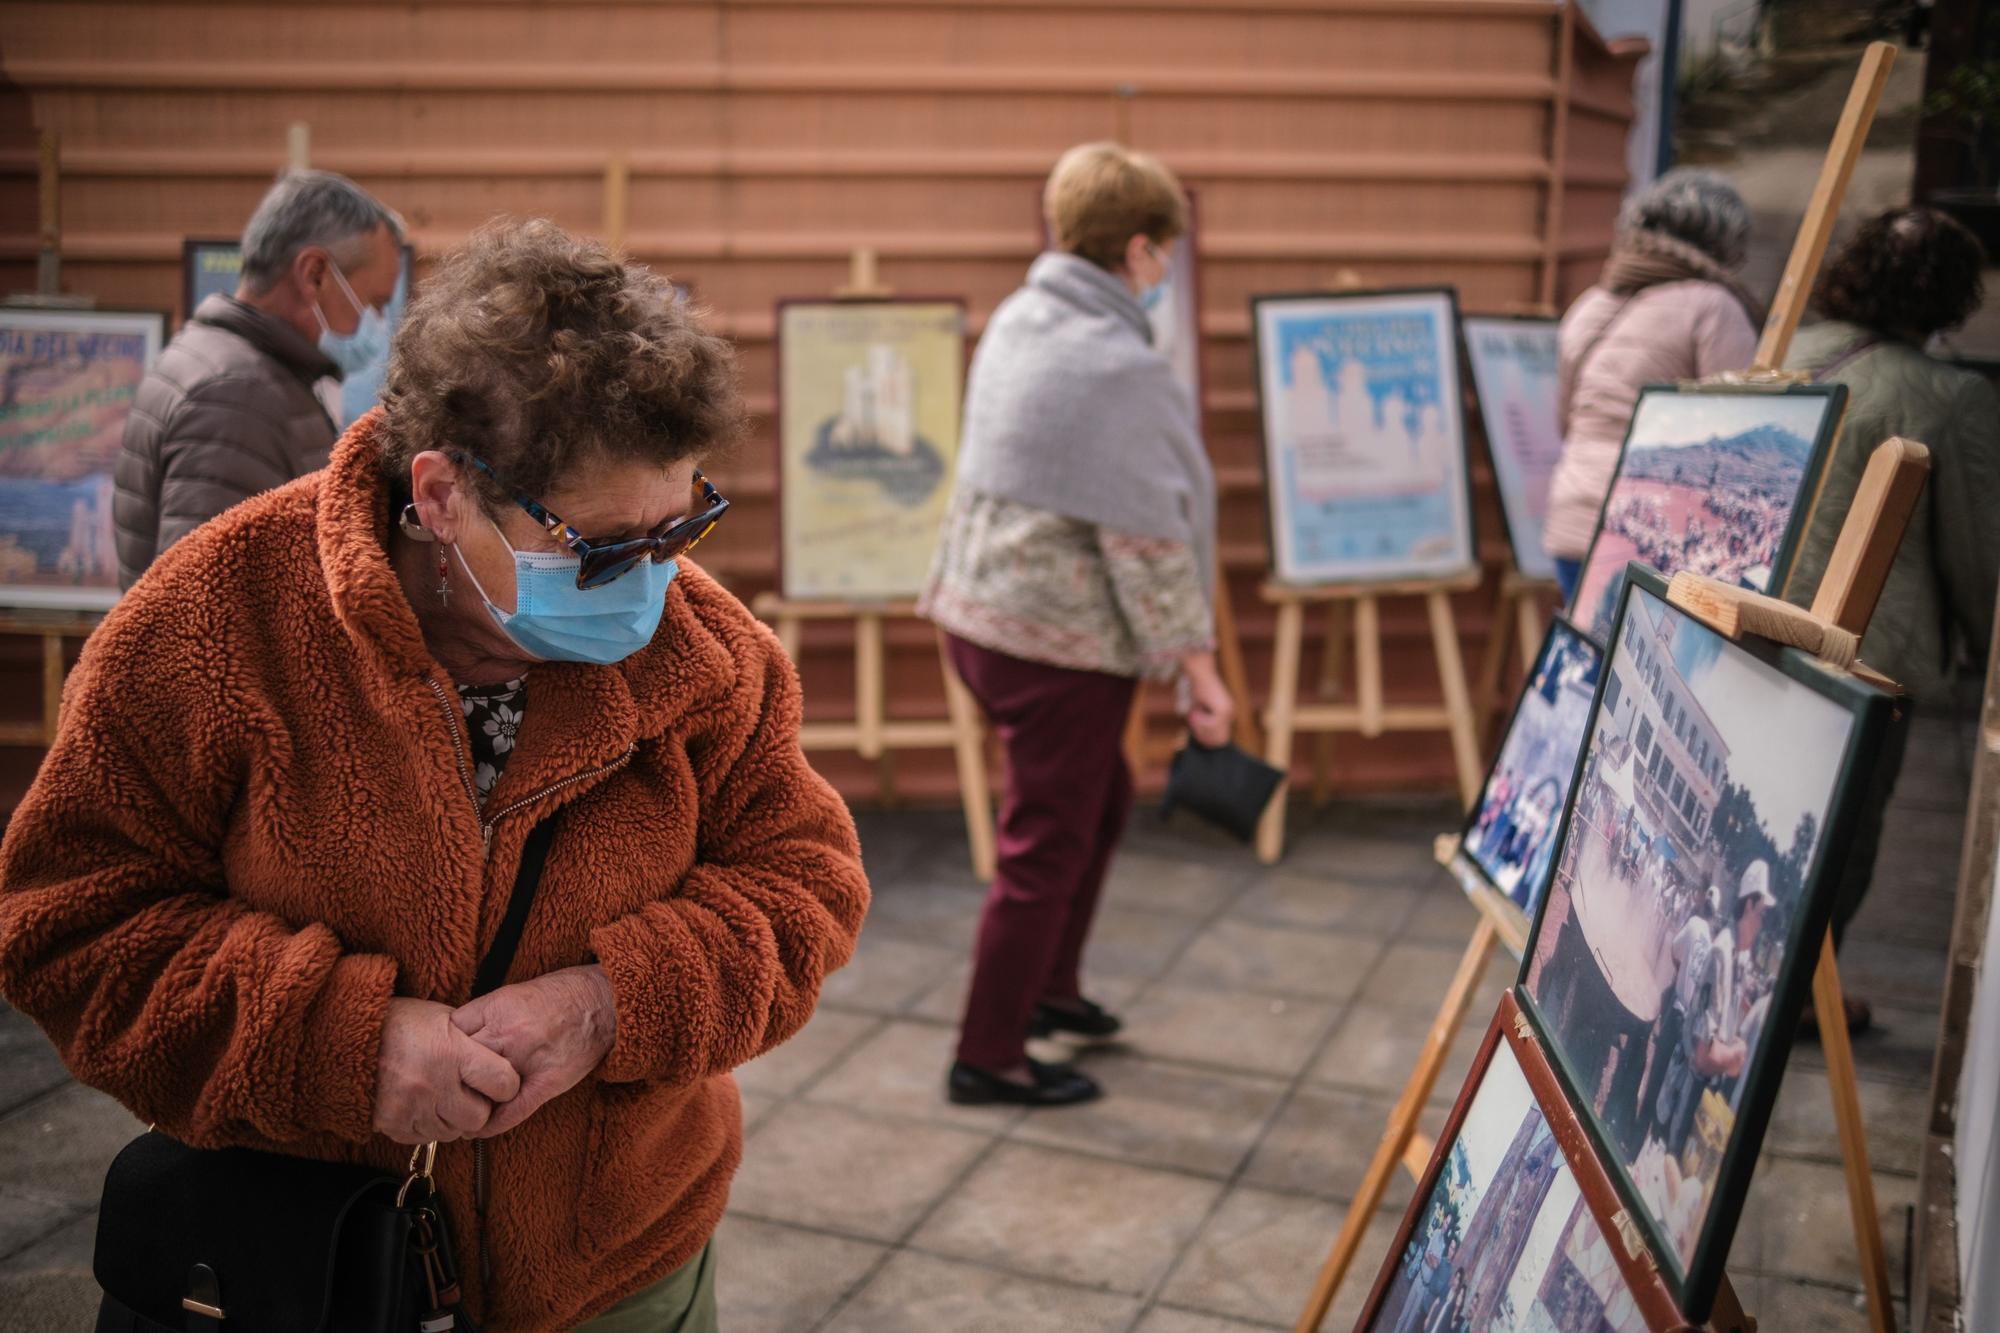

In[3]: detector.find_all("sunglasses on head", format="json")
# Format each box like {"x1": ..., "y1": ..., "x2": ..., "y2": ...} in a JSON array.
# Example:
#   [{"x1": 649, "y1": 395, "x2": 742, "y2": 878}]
[{"x1": 453, "y1": 451, "x2": 730, "y2": 590}]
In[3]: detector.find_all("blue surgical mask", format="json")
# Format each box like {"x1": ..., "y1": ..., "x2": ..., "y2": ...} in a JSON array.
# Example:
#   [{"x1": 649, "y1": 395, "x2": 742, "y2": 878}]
[
  {"x1": 453, "y1": 516, "x2": 678, "y2": 665},
  {"x1": 312, "y1": 260, "x2": 391, "y2": 380},
  {"x1": 337, "y1": 257, "x2": 409, "y2": 428}
]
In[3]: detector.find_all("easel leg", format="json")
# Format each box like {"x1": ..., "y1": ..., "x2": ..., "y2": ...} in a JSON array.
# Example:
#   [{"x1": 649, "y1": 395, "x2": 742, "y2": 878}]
[
  {"x1": 1515, "y1": 589, "x2": 1543, "y2": 675},
  {"x1": 1123, "y1": 687, "x2": 1148, "y2": 785},
  {"x1": 1472, "y1": 584, "x2": 1514, "y2": 749},
  {"x1": 1212, "y1": 559, "x2": 1260, "y2": 753},
  {"x1": 1312, "y1": 601, "x2": 1350, "y2": 806},
  {"x1": 40, "y1": 631, "x2": 64, "y2": 745},
  {"x1": 1711, "y1": 1273, "x2": 1758, "y2": 1333},
  {"x1": 1294, "y1": 917, "x2": 1500, "y2": 1333},
  {"x1": 938, "y1": 633, "x2": 997, "y2": 882},
  {"x1": 1426, "y1": 590, "x2": 1483, "y2": 809},
  {"x1": 774, "y1": 614, "x2": 802, "y2": 665},
  {"x1": 1257, "y1": 597, "x2": 1305, "y2": 865},
  {"x1": 1355, "y1": 595, "x2": 1384, "y2": 738},
  {"x1": 1813, "y1": 931, "x2": 1894, "y2": 1333}
]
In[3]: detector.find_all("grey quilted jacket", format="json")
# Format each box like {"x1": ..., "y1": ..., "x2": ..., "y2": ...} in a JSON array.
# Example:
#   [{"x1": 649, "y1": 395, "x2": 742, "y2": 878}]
[
  {"x1": 1783, "y1": 319, "x2": 2000, "y2": 702},
  {"x1": 113, "y1": 295, "x2": 340, "y2": 589}
]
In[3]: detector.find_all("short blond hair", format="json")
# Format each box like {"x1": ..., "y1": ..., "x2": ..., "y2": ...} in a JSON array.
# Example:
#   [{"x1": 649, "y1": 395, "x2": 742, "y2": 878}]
[{"x1": 1043, "y1": 142, "x2": 1188, "y2": 272}]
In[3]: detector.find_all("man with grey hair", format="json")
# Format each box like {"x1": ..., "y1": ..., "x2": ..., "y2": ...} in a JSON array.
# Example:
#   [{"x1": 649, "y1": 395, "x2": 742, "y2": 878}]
[{"x1": 113, "y1": 169, "x2": 403, "y2": 587}]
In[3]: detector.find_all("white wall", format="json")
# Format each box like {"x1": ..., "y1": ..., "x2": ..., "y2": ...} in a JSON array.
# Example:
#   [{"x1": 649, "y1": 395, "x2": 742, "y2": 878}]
[{"x1": 1578, "y1": 0, "x2": 1672, "y2": 185}]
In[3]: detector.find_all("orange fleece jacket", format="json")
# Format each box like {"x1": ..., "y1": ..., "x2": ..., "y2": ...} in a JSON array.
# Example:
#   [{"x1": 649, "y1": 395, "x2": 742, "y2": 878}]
[{"x1": 0, "y1": 416, "x2": 869, "y2": 1330}]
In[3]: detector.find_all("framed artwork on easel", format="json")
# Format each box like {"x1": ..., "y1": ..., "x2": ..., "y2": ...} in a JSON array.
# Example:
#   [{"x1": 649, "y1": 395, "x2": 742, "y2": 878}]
[
  {"x1": 1356, "y1": 990, "x2": 1690, "y2": 1332},
  {"x1": 1250, "y1": 287, "x2": 1477, "y2": 585},
  {"x1": 774, "y1": 297, "x2": 966, "y2": 601},
  {"x1": 1462, "y1": 314, "x2": 1562, "y2": 583},
  {"x1": 1518, "y1": 565, "x2": 1894, "y2": 1319}
]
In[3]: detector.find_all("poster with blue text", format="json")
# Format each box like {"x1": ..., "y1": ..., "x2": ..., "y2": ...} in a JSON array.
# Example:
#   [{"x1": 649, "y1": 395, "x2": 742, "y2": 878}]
[
  {"x1": 1253, "y1": 289, "x2": 1475, "y2": 584},
  {"x1": 0, "y1": 309, "x2": 164, "y2": 610},
  {"x1": 1464, "y1": 315, "x2": 1561, "y2": 581}
]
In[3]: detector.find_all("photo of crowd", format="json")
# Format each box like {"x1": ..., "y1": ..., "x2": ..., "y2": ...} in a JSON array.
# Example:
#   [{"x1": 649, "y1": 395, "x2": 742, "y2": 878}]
[
  {"x1": 1568, "y1": 387, "x2": 1841, "y2": 643},
  {"x1": 1464, "y1": 620, "x2": 1604, "y2": 916},
  {"x1": 1366, "y1": 1033, "x2": 1647, "y2": 1333},
  {"x1": 1524, "y1": 579, "x2": 1859, "y2": 1271}
]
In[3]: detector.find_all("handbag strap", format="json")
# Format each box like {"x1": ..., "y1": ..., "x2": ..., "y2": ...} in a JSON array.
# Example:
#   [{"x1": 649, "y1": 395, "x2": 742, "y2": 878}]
[{"x1": 470, "y1": 817, "x2": 559, "y2": 999}]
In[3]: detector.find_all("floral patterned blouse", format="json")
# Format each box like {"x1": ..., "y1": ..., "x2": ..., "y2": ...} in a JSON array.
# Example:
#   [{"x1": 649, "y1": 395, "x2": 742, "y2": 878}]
[
  {"x1": 457, "y1": 676, "x2": 526, "y2": 808},
  {"x1": 919, "y1": 490, "x2": 1213, "y2": 680}
]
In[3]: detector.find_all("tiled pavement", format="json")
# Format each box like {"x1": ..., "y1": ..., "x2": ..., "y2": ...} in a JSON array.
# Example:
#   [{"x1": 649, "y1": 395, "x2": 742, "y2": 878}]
[{"x1": 0, "y1": 717, "x2": 1969, "y2": 1331}]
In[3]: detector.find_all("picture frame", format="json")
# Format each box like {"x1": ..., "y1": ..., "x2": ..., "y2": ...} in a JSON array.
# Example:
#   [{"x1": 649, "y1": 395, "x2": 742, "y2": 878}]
[
  {"x1": 1518, "y1": 564, "x2": 1895, "y2": 1319},
  {"x1": 1455, "y1": 617, "x2": 1605, "y2": 941},
  {"x1": 1566, "y1": 382, "x2": 1846, "y2": 645},
  {"x1": 0, "y1": 306, "x2": 168, "y2": 610},
  {"x1": 1250, "y1": 287, "x2": 1477, "y2": 586},
  {"x1": 1461, "y1": 314, "x2": 1562, "y2": 582},
  {"x1": 1355, "y1": 990, "x2": 1691, "y2": 1332},
  {"x1": 774, "y1": 296, "x2": 967, "y2": 602},
  {"x1": 180, "y1": 237, "x2": 242, "y2": 326}
]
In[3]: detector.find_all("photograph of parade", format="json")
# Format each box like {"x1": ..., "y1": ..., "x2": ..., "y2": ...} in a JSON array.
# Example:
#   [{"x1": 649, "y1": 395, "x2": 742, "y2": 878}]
[
  {"x1": 1463, "y1": 620, "x2": 1604, "y2": 916},
  {"x1": 1568, "y1": 386, "x2": 1843, "y2": 643},
  {"x1": 1365, "y1": 1031, "x2": 1648, "y2": 1333},
  {"x1": 1524, "y1": 577, "x2": 1861, "y2": 1275}
]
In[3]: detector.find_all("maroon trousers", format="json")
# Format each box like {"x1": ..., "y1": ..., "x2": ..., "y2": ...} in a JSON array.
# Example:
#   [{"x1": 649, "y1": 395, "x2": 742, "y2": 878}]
[{"x1": 945, "y1": 634, "x2": 1138, "y2": 1071}]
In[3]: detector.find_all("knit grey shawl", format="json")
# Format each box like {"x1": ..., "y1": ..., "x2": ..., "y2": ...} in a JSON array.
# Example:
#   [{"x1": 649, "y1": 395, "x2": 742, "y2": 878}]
[{"x1": 954, "y1": 252, "x2": 1217, "y2": 600}]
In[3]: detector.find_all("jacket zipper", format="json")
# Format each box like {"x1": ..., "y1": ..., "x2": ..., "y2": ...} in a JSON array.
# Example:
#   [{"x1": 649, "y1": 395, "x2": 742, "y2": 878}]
[{"x1": 421, "y1": 677, "x2": 636, "y2": 1305}]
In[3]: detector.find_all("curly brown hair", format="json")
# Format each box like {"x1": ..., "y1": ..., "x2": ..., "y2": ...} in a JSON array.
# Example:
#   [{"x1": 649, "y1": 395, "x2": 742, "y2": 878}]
[
  {"x1": 1816, "y1": 207, "x2": 1988, "y2": 339},
  {"x1": 379, "y1": 218, "x2": 742, "y2": 506}
]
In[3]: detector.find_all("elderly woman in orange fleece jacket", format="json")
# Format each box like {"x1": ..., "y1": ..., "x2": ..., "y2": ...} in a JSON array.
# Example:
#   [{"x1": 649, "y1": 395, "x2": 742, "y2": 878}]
[{"x1": 0, "y1": 220, "x2": 869, "y2": 1332}]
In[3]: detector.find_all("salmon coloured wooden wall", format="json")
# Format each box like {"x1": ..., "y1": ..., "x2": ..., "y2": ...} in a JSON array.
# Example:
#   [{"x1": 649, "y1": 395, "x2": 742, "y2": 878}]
[{"x1": 0, "y1": 0, "x2": 1644, "y2": 806}]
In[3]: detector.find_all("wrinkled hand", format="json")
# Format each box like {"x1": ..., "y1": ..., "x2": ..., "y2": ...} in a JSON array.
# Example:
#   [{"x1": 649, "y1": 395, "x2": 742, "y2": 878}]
[
  {"x1": 373, "y1": 998, "x2": 523, "y2": 1144},
  {"x1": 451, "y1": 964, "x2": 618, "y2": 1138},
  {"x1": 1185, "y1": 669, "x2": 1237, "y2": 750}
]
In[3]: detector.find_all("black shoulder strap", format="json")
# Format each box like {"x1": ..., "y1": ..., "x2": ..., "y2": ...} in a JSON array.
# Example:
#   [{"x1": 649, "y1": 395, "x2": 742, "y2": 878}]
[{"x1": 471, "y1": 817, "x2": 558, "y2": 998}]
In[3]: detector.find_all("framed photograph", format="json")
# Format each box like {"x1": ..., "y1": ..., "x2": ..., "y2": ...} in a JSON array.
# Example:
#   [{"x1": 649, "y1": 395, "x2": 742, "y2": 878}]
[
  {"x1": 775, "y1": 298, "x2": 966, "y2": 601},
  {"x1": 0, "y1": 307, "x2": 167, "y2": 610},
  {"x1": 181, "y1": 238, "x2": 242, "y2": 325},
  {"x1": 1357, "y1": 990, "x2": 1689, "y2": 1333},
  {"x1": 1458, "y1": 618, "x2": 1605, "y2": 935},
  {"x1": 1251, "y1": 287, "x2": 1476, "y2": 585},
  {"x1": 1462, "y1": 314, "x2": 1561, "y2": 582},
  {"x1": 1520, "y1": 565, "x2": 1895, "y2": 1317},
  {"x1": 1566, "y1": 384, "x2": 1846, "y2": 644}
]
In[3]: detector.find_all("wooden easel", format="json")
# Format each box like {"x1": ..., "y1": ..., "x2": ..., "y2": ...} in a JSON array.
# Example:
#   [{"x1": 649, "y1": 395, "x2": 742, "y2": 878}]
[
  {"x1": 1472, "y1": 569, "x2": 1559, "y2": 746},
  {"x1": 1293, "y1": 42, "x2": 1904, "y2": 1331},
  {"x1": 602, "y1": 151, "x2": 630, "y2": 253},
  {"x1": 755, "y1": 248, "x2": 997, "y2": 881}
]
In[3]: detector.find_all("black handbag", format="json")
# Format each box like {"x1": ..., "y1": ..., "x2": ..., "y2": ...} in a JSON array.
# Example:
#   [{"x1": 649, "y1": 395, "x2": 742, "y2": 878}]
[
  {"x1": 1161, "y1": 735, "x2": 1285, "y2": 843},
  {"x1": 91, "y1": 816, "x2": 559, "y2": 1333}
]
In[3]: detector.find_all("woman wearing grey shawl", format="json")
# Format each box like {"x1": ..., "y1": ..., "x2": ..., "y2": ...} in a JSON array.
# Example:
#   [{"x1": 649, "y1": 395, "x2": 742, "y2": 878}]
[{"x1": 920, "y1": 142, "x2": 1230, "y2": 1107}]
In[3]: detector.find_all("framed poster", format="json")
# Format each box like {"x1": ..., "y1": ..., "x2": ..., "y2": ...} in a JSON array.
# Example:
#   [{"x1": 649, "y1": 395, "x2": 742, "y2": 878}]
[
  {"x1": 1251, "y1": 287, "x2": 1476, "y2": 585},
  {"x1": 1458, "y1": 618, "x2": 1604, "y2": 937},
  {"x1": 181, "y1": 238, "x2": 242, "y2": 325},
  {"x1": 776, "y1": 298, "x2": 965, "y2": 601},
  {"x1": 1519, "y1": 565, "x2": 1895, "y2": 1318},
  {"x1": 1567, "y1": 383, "x2": 1846, "y2": 645},
  {"x1": 0, "y1": 307, "x2": 166, "y2": 610},
  {"x1": 1463, "y1": 314, "x2": 1561, "y2": 581},
  {"x1": 1357, "y1": 991, "x2": 1689, "y2": 1332}
]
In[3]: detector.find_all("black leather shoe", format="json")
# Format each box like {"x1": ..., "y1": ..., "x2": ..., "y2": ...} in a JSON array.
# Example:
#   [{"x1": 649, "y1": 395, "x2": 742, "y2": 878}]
[
  {"x1": 1028, "y1": 997, "x2": 1124, "y2": 1040},
  {"x1": 947, "y1": 1058, "x2": 1102, "y2": 1107}
]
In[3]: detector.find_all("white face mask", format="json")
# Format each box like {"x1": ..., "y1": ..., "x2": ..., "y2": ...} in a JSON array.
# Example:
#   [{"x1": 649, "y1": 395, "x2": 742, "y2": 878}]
[{"x1": 311, "y1": 259, "x2": 390, "y2": 378}]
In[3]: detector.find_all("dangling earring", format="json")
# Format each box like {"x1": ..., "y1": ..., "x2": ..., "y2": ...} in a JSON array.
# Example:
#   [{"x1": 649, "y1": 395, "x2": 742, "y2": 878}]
[
  {"x1": 436, "y1": 548, "x2": 452, "y2": 605},
  {"x1": 399, "y1": 503, "x2": 436, "y2": 542}
]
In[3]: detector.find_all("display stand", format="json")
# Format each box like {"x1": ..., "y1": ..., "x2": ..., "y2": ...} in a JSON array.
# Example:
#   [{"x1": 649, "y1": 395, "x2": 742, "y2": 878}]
[
  {"x1": 1255, "y1": 571, "x2": 1484, "y2": 865},
  {"x1": 1471, "y1": 570, "x2": 1558, "y2": 747},
  {"x1": 602, "y1": 151, "x2": 629, "y2": 253},
  {"x1": 0, "y1": 610, "x2": 100, "y2": 747},
  {"x1": 1292, "y1": 437, "x2": 1928, "y2": 1333},
  {"x1": 755, "y1": 248, "x2": 996, "y2": 881}
]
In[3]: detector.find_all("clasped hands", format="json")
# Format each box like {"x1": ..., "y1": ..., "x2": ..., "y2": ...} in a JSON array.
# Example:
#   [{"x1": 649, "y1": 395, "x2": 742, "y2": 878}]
[{"x1": 371, "y1": 963, "x2": 618, "y2": 1145}]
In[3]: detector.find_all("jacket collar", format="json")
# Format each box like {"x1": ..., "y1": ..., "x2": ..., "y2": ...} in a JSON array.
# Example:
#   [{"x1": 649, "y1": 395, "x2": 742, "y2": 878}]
[
  {"x1": 1026, "y1": 251, "x2": 1154, "y2": 345},
  {"x1": 314, "y1": 413, "x2": 739, "y2": 795},
  {"x1": 193, "y1": 294, "x2": 343, "y2": 386}
]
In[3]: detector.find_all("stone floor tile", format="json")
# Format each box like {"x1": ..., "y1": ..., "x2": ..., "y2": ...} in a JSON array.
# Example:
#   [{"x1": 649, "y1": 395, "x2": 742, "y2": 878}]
[
  {"x1": 1084, "y1": 905, "x2": 1209, "y2": 983},
  {"x1": 1306, "y1": 1002, "x2": 1480, "y2": 1104},
  {"x1": 1786, "y1": 1003, "x2": 1945, "y2": 1089},
  {"x1": 1103, "y1": 850, "x2": 1250, "y2": 918},
  {"x1": 806, "y1": 1019, "x2": 1022, "y2": 1131},
  {"x1": 1353, "y1": 940, "x2": 1513, "y2": 1015},
  {"x1": 734, "y1": 1009, "x2": 880, "y2": 1100},
  {"x1": 0, "y1": 1268, "x2": 102, "y2": 1333},
  {"x1": 727, "y1": 1101, "x2": 992, "y2": 1242},
  {"x1": 861, "y1": 880, "x2": 985, "y2": 950},
  {"x1": 1164, "y1": 919, "x2": 1381, "y2": 1003},
  {"x1": 1273, "y1": 827, "x2": 1444, "y2": 885},
  {"x1": 1227, "y1": 873, "x2": 1414, "y2": 937},
  {"x1": 1763, "y1": 1065, "x2": 1926, "y2": 1177},
  {"x1": 1159, "y1": 1184, "x2": 1403, "y2": 1330},
  {"x1": 1394, "y1": 883, "x2": 1488, "y2": 946},
  {"x1": 0, "y1": 1208, "x2": 94, "y2": 1277},
  {"x1": 1117, "y1": 985, "x2": 1342, "y2": 1078},
  {"x1": 711, "y1": 1214, "x2": 887, "y2": 1333},
  {"x1": 0, "y1": 1009, "x2": 67, "y2": 1121},
  {"x1": 1727, "y1": 1156, "x2": 1915, "y2": 1295},
  {"x1": 817, "y1": 933, "x2": 960, "y2": 1016},
  {"x1": 823, "y1": 1249, "x2": 1140, "y2": 1333},
  {"x1": 0, "y1": 1086, "x2": 142, "y2": 1204},
  {"x1": 1240, "y1": 1086, "x2": 1445, "y2": 1212},
  {"x1": 1836, "y1": 938, "x2": 1950, "y2": 1012},
  {"x1": 906, "y1": 957, "x2": 1147, "y2": 1029},
  {"x1": 0, "y1": 1189, "x2": 82, "y2": 1265},
  {"x1": 738, "y1": 1089, "x2": 782, "y2": 1138},
  {"x1": 911, "y1": 1142, "x2": 1222, "y2": 1297},
  {"x1": 1734, "y1": 1274, "x2": 1900, "y2": 1333},
  {"x1": 1133, "y1": 1306, "x2": 1286, "y2": 1332},
  {"x1": 1009, "y1": 1051, "x2": 1288, "y2": 1178}
]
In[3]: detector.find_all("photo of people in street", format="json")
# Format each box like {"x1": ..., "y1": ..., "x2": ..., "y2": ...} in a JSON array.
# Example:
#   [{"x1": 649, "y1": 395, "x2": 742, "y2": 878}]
[
  {"x1": 1366, "y1": 1035, "x2": 1647, "y2": 1333},
  {"x1": 1464, "y1": 620, "x2": 1604, "y2": 916},
  {"x1": 1524, "y1": 579, "x2": 1857, "y2": 1270}
]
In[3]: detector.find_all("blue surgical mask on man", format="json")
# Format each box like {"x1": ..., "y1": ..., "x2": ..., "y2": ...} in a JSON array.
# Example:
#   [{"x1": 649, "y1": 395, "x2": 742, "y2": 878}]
[
  {"x1": 336, "y1": 258, "x2": 408, "y2": 428},
  {"x1": 452, "y1": 514, "x2": 678, "y2": 665},
  {"x1": 311, "y1": 259, "x2": 392, "y2": 380}
]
